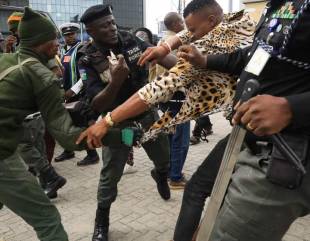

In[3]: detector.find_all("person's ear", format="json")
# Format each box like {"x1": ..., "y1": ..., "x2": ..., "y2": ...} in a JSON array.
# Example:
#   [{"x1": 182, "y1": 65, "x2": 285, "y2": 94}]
[
  {"x1": 85, "y1": 26, "x2": 94, "y2": 38},
  {"x1": 208, "y1": 15, "x2": 217, "y2": 28}
]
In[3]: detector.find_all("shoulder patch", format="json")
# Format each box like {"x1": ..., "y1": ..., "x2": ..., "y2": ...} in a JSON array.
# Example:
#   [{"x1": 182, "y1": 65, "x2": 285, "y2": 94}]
[{"x1": 79, "y1": 68, "x2": 88, "y2": 81}]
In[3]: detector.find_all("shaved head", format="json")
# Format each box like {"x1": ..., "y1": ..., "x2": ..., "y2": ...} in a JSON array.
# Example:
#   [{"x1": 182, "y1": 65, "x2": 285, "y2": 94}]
[
  {"x1": 183, "y1": 0, "x2": 222, "y2": 18},
  {"x1": 164, "y1": 12, "x2": 185, "y2": 33},
  {"x1": 183, "y1": 0, "x2": 223, "y2": 40}
]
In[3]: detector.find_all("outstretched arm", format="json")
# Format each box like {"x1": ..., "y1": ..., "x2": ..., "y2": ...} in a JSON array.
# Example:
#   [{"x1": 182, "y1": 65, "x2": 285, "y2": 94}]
[
  {"x1": 76, "y1": 92, "x2": 148, "y2": 149},
  {"x1": 178, "y1": 45, "x2": 251, "y2": 76},
  {"x1": 138, "y1": 34, "x2": 182, "y2": 67}
]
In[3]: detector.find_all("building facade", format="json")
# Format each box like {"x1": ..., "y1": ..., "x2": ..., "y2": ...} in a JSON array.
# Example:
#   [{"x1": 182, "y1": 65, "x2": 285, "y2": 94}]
[
  {"x1": 29, "y1": 0, "x2": 145, "y2": 29},
  {"x1": 104, "y1": 0, "x2": 145, "y2": 30},
  {"x1": 29, "y1": 0, "x2": 102, "y2": 26},
  {"x1": 0, "y1": 0, "x2": 28, "y2": 34},
  {"x1": 1, "y1": 0, "x2": 145, "y2": 34}
]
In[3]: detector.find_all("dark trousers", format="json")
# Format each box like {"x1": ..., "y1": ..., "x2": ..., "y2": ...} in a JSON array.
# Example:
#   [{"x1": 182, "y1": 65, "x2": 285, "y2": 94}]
[
  {"x1": 44, "y1": 130, "x2": 56, "y2": 164},
  {"x1": 97, "y1": 110, "x2": 170, "y2": 208},
  {"x1": 173, "y1": 134, "x2": 229, "y2": 241}
]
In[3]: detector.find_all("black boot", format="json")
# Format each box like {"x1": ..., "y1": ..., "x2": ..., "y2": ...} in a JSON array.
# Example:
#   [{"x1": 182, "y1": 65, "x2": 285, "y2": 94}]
[
  {"x1": 151, "y1": 168, "x2": 170, "y2": 200},
  {"x1": 54, "y1": 150, "x2": 75, "y2": 162},
  {"x1": 77, "y1": 150, "x2": 99, "y2": 166},
  {"x1": 190, "y1": 122, "x2": 202, "y2": 145},
  {"x1": 190, "y1": 121, "x2": 213, "y2": 145},
  {"x1": 92, "y1": 206, "x2": 110, "y2": 241},
  {"x1": 39, "y1": 166, "x2": 66, "y2": 199},
  {"x1": 202, "y1": 125, "x2": 213, "y2": 136}
]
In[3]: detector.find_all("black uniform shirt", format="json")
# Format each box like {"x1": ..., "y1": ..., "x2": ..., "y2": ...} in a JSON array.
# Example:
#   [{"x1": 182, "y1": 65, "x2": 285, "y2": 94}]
[
  {"x1": 78, "y1": 31, "x2": 150, "y2": 111},
  {"x1": 207, "y1": 0, "x2": 310, "y2": 133}
]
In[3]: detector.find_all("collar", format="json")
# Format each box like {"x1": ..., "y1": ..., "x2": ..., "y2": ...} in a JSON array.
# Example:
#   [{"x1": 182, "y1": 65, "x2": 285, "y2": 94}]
[
  {"x1": 64, "y1": 41, "x2": 80, "y2": 52},
  {"x1": 18, "y1": 46, "x2": 50, "y2": 64}
]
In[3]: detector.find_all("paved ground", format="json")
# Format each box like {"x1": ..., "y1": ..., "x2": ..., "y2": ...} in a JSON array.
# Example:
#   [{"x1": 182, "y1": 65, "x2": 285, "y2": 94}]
[{"x1": 1, "y1": 113, "x2": 310, "y2": 241}]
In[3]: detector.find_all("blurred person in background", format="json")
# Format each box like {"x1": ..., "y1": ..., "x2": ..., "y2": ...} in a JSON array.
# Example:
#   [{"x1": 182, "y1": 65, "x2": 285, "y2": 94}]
[
  {"x1": 54, "y1": 22, "x2": 100, "y2": 166},
  {"x1": 156, "y1": 12, "x2": 190, "y2": 189}
]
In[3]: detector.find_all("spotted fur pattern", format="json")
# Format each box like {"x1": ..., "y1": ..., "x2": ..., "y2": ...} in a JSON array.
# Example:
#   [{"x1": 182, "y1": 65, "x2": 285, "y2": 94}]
[{"x1": 138, "y1": 11, "x2": 256, "y2": 141}]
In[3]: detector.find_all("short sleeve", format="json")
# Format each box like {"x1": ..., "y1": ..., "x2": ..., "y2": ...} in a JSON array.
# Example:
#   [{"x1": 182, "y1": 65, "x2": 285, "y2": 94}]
[{"x1": 176, "y1": 30, "x2": 193, "y2": 45}]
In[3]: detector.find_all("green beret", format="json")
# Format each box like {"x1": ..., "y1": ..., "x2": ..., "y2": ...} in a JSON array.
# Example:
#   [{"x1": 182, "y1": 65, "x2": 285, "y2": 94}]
[{"x1": 19, "y1": 7, "x2": 57, "y2": 47}]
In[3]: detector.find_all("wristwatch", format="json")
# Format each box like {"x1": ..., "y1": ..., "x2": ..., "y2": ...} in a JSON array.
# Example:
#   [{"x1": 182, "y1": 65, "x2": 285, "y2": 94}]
[{"x1": 105, "y1": 112, "x2": 114, "y2": 127}]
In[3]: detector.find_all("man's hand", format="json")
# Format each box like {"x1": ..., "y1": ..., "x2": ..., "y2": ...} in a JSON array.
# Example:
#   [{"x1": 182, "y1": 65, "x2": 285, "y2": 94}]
[
  {"x1": 64, "y1": 89, "x2": 75, "y2": 102},
  {"x1": 137, "y1": 46, "x2": 169, "y2": 66},
  {"x1": 109, "y1": 54, "x2": 129, "y2": 83},
  {"x1": 76, "y1": 119, "x2": 109, "y2": 149},
  {"x1": 4, "y1": 35, "x2": 17, "y2": 52},
  {"x1": 177, "y1": 45, "x2": 207, "y2": 68},
  {"x1": 232, "y1": 95, "x2": 293, "y2": 136}
]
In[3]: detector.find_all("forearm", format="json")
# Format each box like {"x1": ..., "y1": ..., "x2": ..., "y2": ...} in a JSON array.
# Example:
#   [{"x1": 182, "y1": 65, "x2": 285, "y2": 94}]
[
  {"x1": 110, "y1": 92, "x2": 149, "y2": 125},
  {"x1": 207, "y1": 46, "x2": 251, "y2": 75},
  {"x1": 91, "y1": 79, "x2": 124, "y2": 113},
  {"x1": 37, "y1": 83, "x2": 86, "y2": 150},
  {"x1": 157, "y1": 53, "x2": 177, "y2": 70},
  {"x1": 286, "y1": 92, "x2": 310, "y2": 129},
  {"x1": 5, "y1": 45, "x2": 13, "y2": 53},
  {"x1": 165, "y1": 35, "x2": 182, "y2": 50}
]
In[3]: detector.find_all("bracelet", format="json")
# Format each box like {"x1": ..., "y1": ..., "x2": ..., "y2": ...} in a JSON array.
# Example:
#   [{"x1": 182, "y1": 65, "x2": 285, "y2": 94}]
[
  {"x1": 164, "y1": 41, "x2": 172, "y2": 52},
  {"x1": 160, "y1": 42, "x2": 171, "y2": 54},
  {"x1": 105, "y1": 112, "x2": 114, "y2": 127}
]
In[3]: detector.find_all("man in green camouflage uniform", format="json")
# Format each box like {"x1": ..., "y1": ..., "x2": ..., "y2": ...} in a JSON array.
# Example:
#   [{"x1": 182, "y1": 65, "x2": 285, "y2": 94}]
[
  {"x1": 0, "y1": 7, "x2": 85, "y2": 241},
  {"x1": 4, "y1": 11, "x2": 68, "y2": 199}
]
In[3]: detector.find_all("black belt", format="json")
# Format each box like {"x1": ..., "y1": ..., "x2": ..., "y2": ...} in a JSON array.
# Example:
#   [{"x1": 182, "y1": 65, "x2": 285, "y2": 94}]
[
  {"x1": 244, "y1": 132, "x2": 272, "y2": 155},
  {"x1": 246, "y1": 140, "x2": 273, "y2": 155}
]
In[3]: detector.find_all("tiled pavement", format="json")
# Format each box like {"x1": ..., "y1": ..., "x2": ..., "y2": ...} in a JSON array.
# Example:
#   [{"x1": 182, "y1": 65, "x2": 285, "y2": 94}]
[{"x1": 1, "y1": 113, "x2": 310, "y2": 241}]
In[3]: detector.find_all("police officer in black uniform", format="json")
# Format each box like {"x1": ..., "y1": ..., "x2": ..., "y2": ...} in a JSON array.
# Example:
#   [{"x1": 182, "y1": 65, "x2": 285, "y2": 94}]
[
  {"x1": 176, "y1": 0, "x2": 310, "y2": 240},
  {"x1": 78, "y1": 5, "x2": 176, "y2": 241}
]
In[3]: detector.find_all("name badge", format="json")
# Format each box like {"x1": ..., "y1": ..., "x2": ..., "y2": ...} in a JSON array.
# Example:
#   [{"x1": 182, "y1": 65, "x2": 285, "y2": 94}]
[
  {"x1": 245, "y1": 47, "x2": 270, "y2": 76},
  {"x1": 126, "y1": 46, "x2": 142, "y2": 64},
  {"x1": 63, "y1": 55, "x2": 71, "y2": 63}
]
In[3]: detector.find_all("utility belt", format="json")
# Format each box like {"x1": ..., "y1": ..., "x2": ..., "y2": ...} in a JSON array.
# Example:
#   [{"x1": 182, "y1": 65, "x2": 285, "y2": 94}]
[
  {"x1": 245, "y1": 132, "x2": 309, "y2": 189},
  {"x1": 24, "y1": 112, "x2": 41, "y2": 121}
]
